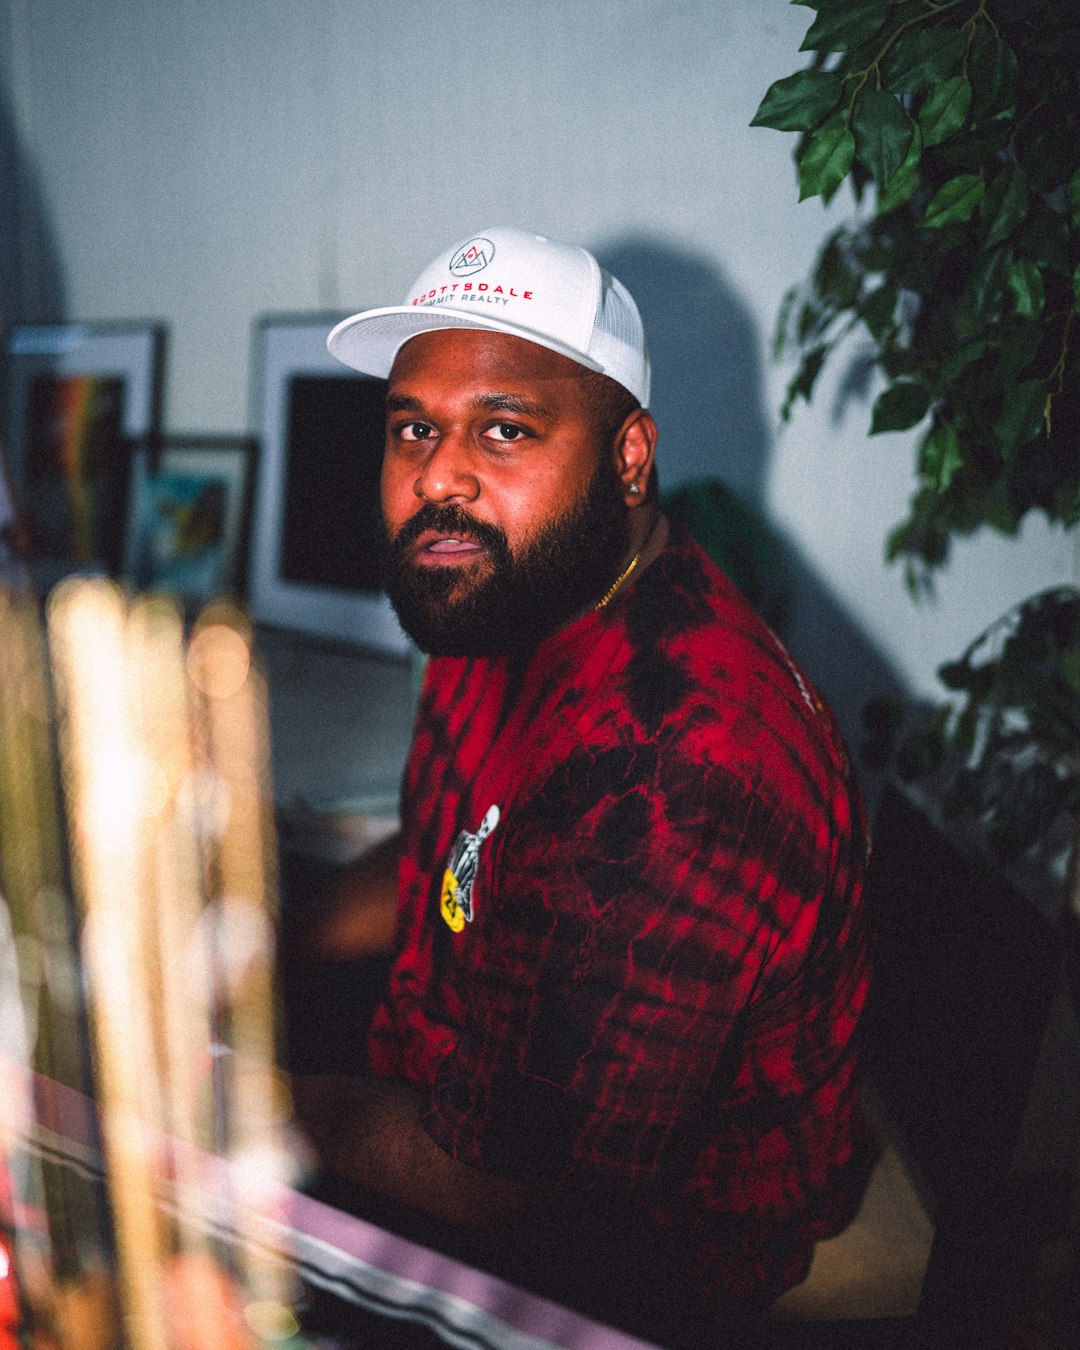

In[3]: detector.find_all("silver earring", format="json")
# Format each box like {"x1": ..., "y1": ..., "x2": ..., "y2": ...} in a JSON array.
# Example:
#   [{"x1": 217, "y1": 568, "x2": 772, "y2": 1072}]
[{"x1": 628, "y1": 483, "x2": 641, "y2": 495}]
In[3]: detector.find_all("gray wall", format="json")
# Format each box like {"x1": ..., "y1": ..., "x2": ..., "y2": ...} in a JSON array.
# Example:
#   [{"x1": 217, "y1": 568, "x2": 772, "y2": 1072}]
[{"x1": 3, "y1": 0, "x2": 1076, "y2": 740}]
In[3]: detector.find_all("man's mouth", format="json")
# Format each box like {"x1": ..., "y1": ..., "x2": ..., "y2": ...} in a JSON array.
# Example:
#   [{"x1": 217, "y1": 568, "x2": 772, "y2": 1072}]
[{"x1": 411, "y1": 530, "x2": 488, "y2": 565}]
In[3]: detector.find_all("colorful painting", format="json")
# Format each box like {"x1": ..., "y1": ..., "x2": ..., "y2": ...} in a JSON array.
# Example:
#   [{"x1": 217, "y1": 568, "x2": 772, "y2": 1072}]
[
  {"x1": 24, "y1": 373, "x2": 128, "y2": 572},
  {"x1": 125, "y1": 442, "x2": 249, "y2": 606},
  {"x1": 129, "y1": 471, "x2": 230, "y2": 599}
]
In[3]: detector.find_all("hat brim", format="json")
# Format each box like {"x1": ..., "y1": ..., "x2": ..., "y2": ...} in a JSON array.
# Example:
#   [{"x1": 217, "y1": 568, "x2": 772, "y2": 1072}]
[{"x1": 326, "y1": 305, "x2": 605, "y2": 380}]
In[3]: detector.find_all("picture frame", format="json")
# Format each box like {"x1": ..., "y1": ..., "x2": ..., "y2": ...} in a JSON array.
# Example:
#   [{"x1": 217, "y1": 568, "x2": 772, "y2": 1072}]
[
  {"x1": 124, "y1": 435, "x2": 252, "y2": 608},
  {"x1": 2, "y1": 322, "x2": 165, "y2": 592},
  {"x1": 247, "y1": 314, "x2": 409, "y2": 657}
]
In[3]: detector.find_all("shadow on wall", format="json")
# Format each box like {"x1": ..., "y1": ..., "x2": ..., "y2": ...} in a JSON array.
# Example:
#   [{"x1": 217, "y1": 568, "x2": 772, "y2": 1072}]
[
  {"x1": 593, "y1": 236, "x2": 907, "y2": 812},
  {"x1": 0, "y1": 86, "x2": 67, "y2": 424}
]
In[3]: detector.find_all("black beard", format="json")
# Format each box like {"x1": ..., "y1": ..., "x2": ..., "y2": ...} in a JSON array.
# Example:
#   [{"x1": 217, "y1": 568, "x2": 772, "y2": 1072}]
[{"x1": 379, "y1": 454, "x2": 630, "y2": 657}]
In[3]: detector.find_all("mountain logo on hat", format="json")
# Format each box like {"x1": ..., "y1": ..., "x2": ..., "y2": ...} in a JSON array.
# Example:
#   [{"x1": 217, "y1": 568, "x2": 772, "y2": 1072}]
[{"x1": 449, "y1": 237, "x2": 495, "y2": 277}]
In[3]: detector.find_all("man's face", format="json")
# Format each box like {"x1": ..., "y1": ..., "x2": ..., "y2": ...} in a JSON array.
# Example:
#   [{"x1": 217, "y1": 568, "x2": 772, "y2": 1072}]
[{"x1": 379, "y1": 328, "x2": 629, "y2": 656}]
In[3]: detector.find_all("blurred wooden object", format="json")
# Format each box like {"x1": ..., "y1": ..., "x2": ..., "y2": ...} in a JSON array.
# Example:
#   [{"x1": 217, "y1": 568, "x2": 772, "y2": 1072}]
[
  {"x1": 0, "y1": 586, "x2": 102, "y2": 1338},
  {"x1": 0, "y1": 579, "x2": 296, "y2": 1347}
]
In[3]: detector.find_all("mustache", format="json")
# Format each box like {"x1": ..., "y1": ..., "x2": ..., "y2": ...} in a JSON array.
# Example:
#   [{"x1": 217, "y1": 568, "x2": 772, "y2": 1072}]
[{"x1": 389, "y1": 503, "x2": 509, "y2": 555}]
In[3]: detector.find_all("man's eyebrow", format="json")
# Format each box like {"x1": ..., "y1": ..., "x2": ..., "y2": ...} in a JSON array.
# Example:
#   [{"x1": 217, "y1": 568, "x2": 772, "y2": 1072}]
[
  {"x1": 470, "y1": 392, "x2": 552, "y2": 418},
  {"x1": 385, "y1": 391, "x2": 554, "y2": 418}
]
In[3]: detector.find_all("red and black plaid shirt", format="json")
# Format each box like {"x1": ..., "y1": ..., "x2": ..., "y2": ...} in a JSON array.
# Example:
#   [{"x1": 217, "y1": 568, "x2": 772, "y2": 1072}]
[{"x1": 368, "y1": 524, "x2": 873, "y2": 1308}]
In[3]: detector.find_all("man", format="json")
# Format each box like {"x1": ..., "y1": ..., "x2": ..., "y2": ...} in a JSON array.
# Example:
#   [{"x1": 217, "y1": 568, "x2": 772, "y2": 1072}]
[{"x1": 292, "y1": 227, "x2": 873, "y2": 1346}]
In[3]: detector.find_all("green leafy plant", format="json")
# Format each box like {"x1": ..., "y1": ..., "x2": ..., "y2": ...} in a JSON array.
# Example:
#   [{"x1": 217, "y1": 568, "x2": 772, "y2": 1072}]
[
  {"x1": 862, "y1": 588, "x2": 1080, "y2": 862},
  {"x1": 753, "y1": 0, "x2": 1080, "y2": 866}
]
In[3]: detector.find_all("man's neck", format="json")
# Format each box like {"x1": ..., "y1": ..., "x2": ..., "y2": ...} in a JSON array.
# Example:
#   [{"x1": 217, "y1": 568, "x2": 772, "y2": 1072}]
[{"x1": 565, "y1": 509, "x2": 667, "y2": 628}]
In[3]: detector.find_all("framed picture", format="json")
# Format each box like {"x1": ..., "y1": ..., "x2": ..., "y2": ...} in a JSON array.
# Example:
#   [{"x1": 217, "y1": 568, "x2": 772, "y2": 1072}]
[
  {"x1": 2, "y1": 322, "x2": 165, "y2": 592},
  {"x1": 247, "y1": 314, "x2": 409, "y2": 657},
  {"x1": 124, "y1": 435, "x2": 252, "y2": 607}
]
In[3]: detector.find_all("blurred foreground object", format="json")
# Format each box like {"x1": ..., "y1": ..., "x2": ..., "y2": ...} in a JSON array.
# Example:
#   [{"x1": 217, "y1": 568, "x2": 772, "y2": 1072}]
[{"x1": 0, "y1": 582, "x2": 303, "y2": 1348}]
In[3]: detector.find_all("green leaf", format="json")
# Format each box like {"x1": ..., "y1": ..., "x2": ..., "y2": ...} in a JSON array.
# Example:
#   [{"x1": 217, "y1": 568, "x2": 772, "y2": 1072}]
[
  {"x1": 939, "y1": 340, "x2": 987, "y2": 384},
  {"x1": 1018, "y1": 205, "x2": 1070, "y2": 276},
  {"x1": 877, "y1": 122, "x2": 923, "y2": 213},
  {"x1": 1061, "y1": 651, "x2": 1080, "y2": 697},
  {"x1": 797, "y1": 112, "x2": 855, "y2": 201},
  {"x1": 981, "y1": 165, "x2": 1029, "y2": 251},
  {"x1": 852, "y1": 88, "x2": 914, "y2": 188},
  {"x1": 987, "y1": 762, "x2": 1063, "y2": 860},
  {"x1": 814, "y1": 232, "x2": 861, "y2": 308},
  {"x1": 895, "y1": 708, "x2": 949, "y2": 779},
  {"x1": 938, "y1": 658, "x2": 974, "y2": 692},
  {"x1": 773, "y1": 286, "x2": 799, "y2": 359},
  {"x1": 919, "y1": 423, "x2": 963, "y2": 493},
  {"x1": 861, "y1": 284, "x2": 896, "y2": 340},
  {"x1": 883, "y1": 27, "x2": 964, "y2": 94},
  {"x1": 800, "y1": 0, "x2": 890, "y2": 53},
  {"x1": 996, "y1": 321, "x2": 1042, "y2": 385},
  {"x1": 934, "y1": 114, "x2": 1013, "y2": 172},
  {"x1": 968, "y1": 24, "x2": 1019, "y2": 119},
  {"x1": 1006, "y1": 259, "x2": 1045, "y2": 320},
  {"x1": 796, "y1": 298, "x2": 826, "y2": 345},
  {"x1": 885, "y1": 519, "x2": 910, "y2": 564},
  {"x1": 985, "y1": 479, "x2": 1022, "y2": 534},
  {"x1": 871, "y1": 380, "x2": 932, "y2": 434},
  {"x1": 877, "y1": 345, "x2": 919, "y2": 380},
  {"x1": 921, "y1": 174, "x2": 984, "y2": 229},
  {"x1": 995, "y1": 380, "x2": 1046, "y2": 461},
  {"x1": 968, "y1": 246, "x2": 1010, "y2": 315},
  {"x1": 1069, "y1": 168, "x2": 1080, "y2": 228},
  {"x1": 1019, "y1": 123, "x2": 1076, "y2": 195},
  {"x1": 751, "y1": 70, "x2": 842, "y2": 131},
  {"x1": 918, "y1": 75, "x2": 971, "y2": 148},
  {"x1": 782, "y1": 343, "x2": 830, "y2": 419}
]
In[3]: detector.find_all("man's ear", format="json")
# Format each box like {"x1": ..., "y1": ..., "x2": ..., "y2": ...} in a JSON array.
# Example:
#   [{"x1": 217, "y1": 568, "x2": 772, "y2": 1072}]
[{"x1": 612, "y1": 409, "x2": 658, "y2": 507}]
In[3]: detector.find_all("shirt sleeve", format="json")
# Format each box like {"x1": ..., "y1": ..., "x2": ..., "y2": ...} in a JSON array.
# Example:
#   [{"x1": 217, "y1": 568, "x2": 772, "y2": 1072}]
[{"x1": 421, "y1": 735, "x2": 868, "y2": 1194}]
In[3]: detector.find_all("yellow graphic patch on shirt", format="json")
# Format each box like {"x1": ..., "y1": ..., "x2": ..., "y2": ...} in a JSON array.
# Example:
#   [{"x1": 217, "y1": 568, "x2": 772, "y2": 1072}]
[
  {"x1": 440, "y1": 867, "x2": 466, "y2": 932},
  {"x1": 438, "y1": 804, "x2": 500, "y2": 933}
]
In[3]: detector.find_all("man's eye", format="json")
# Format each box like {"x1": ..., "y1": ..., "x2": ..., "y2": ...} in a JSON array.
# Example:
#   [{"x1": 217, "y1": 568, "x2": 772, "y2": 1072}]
[
  {"x1": 398, "y1": 422, "x2": 433, "y2": 442},
  {"x1": 484, "y1": 423, "x2": 526, "y2": 443}
]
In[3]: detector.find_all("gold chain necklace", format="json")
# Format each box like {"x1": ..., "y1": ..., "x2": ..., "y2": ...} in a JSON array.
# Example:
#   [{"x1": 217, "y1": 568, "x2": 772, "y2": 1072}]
[{"x1": 595, "y1": 546, "x2": 643, "y2": 610}]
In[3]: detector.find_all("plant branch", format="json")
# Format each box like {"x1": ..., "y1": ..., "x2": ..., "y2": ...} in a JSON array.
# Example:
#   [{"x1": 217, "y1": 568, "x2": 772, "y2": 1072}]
[
  {"x1": 844, "y1": 0, "x2": 977, "y2": 125},
  {"x1": 960, "y1": 2, "x2": 998, "y2": 72},
  {"x1": 1043, "y1": 310, "x2": 1075, "y2": 436}
]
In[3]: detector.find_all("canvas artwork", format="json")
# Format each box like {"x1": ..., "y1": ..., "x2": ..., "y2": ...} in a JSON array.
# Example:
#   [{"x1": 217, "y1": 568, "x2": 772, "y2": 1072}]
[
  {"x1": 123, "y1": 439, "x2": 250, "y2": 607},
  {"x1": 128, "y1": 469, "x2": 231, "y2": 600},
  {"x1": 24, "y1": 373, "x2": 128, "y2": 574},
  {"x1": 3, "y1": 323, "x2": 164, "y2": 593}
]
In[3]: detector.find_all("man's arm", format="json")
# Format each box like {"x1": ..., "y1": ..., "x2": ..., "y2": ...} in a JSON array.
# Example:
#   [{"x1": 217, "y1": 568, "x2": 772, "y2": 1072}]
[
  {"x1": 285, "y1": 833, "x2": 531, "y2": 1225},
  {"x1": 289, "y1": 830, "x2": 402, "y2": 961},
  {"x1": 292, "y1": 1072, "x2": 531, "y2": 1226}
]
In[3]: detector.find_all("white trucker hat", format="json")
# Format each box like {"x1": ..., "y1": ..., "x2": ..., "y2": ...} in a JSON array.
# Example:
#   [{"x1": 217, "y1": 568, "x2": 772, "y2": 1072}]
[{"x1": 327, "y1": 226, "x2": 650, "y2": 407}]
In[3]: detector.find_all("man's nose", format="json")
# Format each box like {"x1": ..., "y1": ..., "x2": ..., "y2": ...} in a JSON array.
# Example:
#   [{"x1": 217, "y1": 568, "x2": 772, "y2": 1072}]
[{"x1": 413, "y1": 432, "x2": 480, "y2": 504}]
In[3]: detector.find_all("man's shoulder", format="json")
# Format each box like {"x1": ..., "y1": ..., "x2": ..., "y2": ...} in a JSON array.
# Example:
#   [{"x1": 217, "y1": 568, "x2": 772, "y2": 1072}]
[
  {"x1": 628, "y1": 528, "x2": 831, "y2": 718},
  {"x1": 633, "y1": 522, "x2": 783, "y2": 653},
  {"x1": 614, "y1": 524, "x2": 858, "y2": 819}
]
